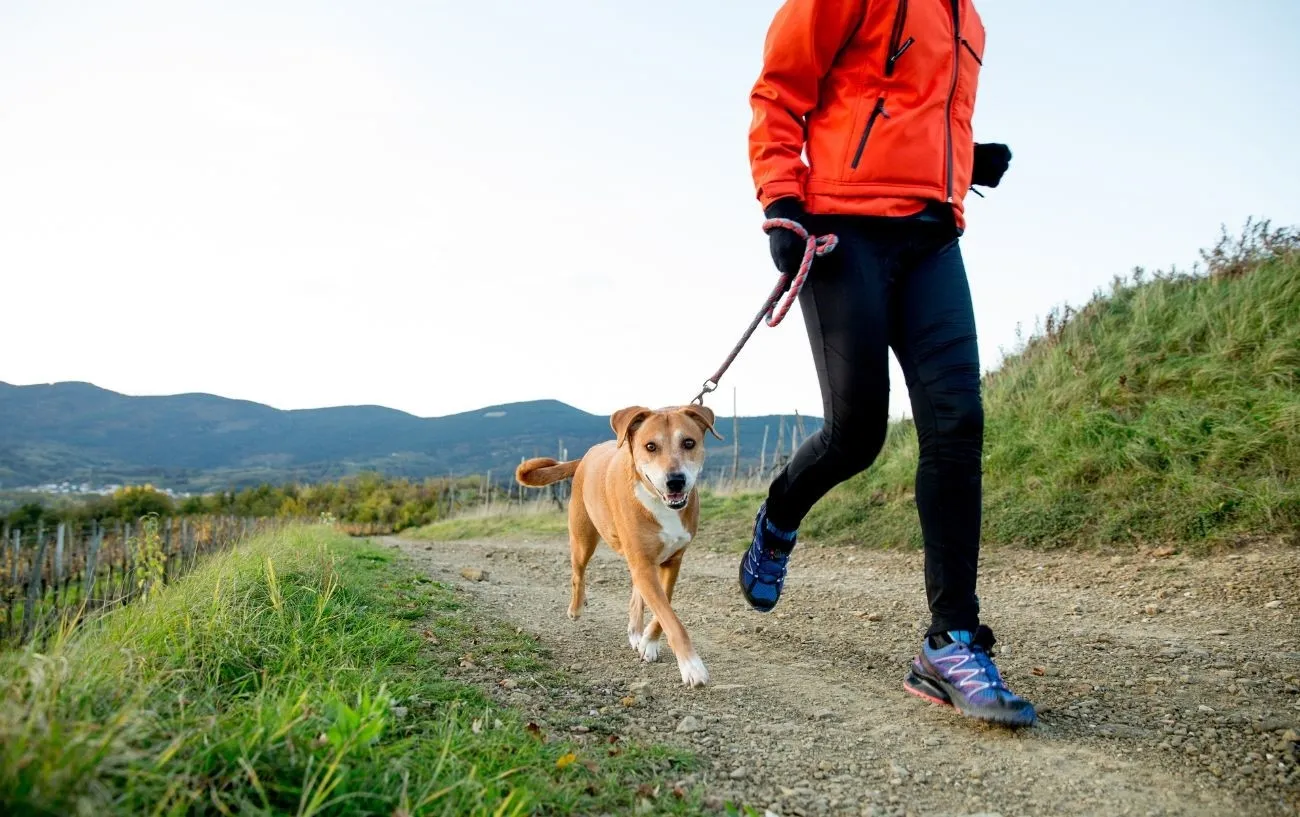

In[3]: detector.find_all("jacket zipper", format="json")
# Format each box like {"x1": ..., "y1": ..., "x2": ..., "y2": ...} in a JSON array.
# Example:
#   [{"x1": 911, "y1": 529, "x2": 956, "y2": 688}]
[
  {"x1": 884, "y1": 0, "x2": 911, "y2": 76},
  {"x1": 886, "y1": 37, "x2": 914, "y2": 76},
  {"x1": 944, "y1": 0, "x2": 961, "y2": 201},
  {"x1": 961, "y1": 37, "x2": 982, "y2": 64},
  {"x1": 850, "y1": 97, "x2": 888, "y2": 170}
]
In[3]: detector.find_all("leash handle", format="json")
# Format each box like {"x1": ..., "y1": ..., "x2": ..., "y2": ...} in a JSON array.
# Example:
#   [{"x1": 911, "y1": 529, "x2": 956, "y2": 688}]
[
  {"x1": 761, "y1": 217, "x2": 839, "y2": 327},
  {"x1": 691, "y1": 218, "x2": 838, "y2": 405}
]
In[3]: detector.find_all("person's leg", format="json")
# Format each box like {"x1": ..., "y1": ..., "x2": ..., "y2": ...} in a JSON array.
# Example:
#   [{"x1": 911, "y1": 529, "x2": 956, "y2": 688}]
[
  {"x1": 888, "y1": 231, "x2": 984, "y2": 637},
  {"x1": 740, "y1": 216, "x2": 899, "y2": 612},
  {"x1": 763, "y1": 217, "x2": 898, "y2": 529},
  {"x1": 892, "y1": 228, "x2": 1036, "y2": 726}
]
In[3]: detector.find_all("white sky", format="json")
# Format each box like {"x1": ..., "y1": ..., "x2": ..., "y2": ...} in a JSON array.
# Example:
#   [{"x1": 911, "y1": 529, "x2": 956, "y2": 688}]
[{"x1": 2, "y1": 1, "x2": 1298, "y2": 420}]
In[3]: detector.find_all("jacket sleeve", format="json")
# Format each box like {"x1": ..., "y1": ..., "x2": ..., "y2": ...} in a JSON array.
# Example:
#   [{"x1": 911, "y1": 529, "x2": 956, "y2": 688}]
[{"x1": 748, "y1": 0, "x2": 862, "y2": 208}]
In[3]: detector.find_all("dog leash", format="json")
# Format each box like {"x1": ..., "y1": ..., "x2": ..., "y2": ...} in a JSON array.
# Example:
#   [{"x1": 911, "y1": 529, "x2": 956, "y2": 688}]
[{"x1": 691, "y1": 218, "x2": 839, "y2": 406}]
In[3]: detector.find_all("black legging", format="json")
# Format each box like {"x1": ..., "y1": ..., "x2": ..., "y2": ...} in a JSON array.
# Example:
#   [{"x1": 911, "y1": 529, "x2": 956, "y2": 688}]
[{"x1": 765, "y1": 212, "x2": 984, "y2": 636}]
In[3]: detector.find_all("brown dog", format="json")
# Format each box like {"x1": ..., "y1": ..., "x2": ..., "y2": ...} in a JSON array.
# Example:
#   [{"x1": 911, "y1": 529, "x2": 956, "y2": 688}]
[{"x1": 515, "y1": 404, "x2": 722, "y2": 687}]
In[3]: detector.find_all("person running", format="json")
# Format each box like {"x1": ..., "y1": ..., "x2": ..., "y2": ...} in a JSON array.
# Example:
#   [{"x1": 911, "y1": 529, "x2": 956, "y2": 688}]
[{"x1": 737, "y1": 0, "x2": 1036, "y2": 727}]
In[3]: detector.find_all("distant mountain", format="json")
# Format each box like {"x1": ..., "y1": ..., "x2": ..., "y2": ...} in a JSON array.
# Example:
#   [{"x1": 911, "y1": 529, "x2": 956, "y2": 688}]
[{"x1": 0, "y1": 381, "x2": 823, "y2": 491}]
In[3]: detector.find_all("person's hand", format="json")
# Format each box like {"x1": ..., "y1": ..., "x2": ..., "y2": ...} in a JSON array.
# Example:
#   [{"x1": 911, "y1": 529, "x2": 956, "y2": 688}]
[
  {"x1": 763, "y1": 197, "x2": 809, "y2": 282},
  {"x1": 972, "y1": 143, "x2": 1012, "y2": 188}
]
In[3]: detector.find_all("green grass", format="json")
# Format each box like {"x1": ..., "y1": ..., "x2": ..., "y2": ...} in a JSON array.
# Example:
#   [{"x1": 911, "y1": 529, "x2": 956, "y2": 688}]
[
  {"x1": 405, "y1": 507, "x2": 570, "y2": 542},
  {"x1": 0, "y1": 526, "x2": 704, "y2": 816},
  {"x1": 801, "y1": 219, "x2": 1300, "y2": 551}
]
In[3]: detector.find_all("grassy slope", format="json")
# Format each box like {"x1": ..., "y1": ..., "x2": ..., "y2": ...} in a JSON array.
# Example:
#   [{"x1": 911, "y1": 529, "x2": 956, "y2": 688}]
[
  {"x1": 0, "y1": 526, "x2": 703, "y2": 816},
  {"x1": 803, "y1": 222, "x2": 1300, "y2": 550},
  {"x1": 408, "y1": 223, "x2": 1299, "y2": 553}
]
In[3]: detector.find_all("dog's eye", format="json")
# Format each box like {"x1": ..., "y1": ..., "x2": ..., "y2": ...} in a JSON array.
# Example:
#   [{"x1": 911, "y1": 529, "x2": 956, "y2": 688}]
[
  {"x1": 645, "y1": 442, "x2": 658, "y2": 453},
  {"x1": 682, "y1": 438, "x2": 696, "y2": 450}
]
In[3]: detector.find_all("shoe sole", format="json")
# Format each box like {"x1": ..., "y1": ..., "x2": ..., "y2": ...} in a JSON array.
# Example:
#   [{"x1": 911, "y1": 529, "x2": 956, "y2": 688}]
[
  {"x1": 903, "y1": 666, "x2": 1037, "y2": 729},
  {"x1": 903, "y1": 668, "x2": 953, "y2": 707}
]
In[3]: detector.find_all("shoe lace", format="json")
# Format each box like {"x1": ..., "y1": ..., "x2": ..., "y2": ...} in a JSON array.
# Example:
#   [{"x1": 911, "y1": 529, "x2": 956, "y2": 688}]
[
  {"x1": 966, "y1": 644, "x2": 1008, "y2": 691},
  {"x1": 748, "y1": 545, "x2": 789, "y2": 585}
]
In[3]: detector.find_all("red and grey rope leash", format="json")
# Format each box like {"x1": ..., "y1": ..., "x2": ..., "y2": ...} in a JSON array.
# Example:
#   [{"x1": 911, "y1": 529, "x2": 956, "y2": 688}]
[{"x1": 691, "y1": 218, "x2": 839, "y2": 406}]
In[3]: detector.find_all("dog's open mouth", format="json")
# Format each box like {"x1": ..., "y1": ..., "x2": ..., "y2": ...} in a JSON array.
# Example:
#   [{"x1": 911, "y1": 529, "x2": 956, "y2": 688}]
[{"x1": 662, "y1": 491, "x2": 689, "y2": 510}]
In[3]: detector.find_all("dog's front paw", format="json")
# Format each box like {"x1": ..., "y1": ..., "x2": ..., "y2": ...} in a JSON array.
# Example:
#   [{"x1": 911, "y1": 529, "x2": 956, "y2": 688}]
[
  {"x1": 677, "y1": 654, "x2": 709, "y2": 688},
  {"x1": 637, "y1": 635, "x2": 662, "y2": 663}
]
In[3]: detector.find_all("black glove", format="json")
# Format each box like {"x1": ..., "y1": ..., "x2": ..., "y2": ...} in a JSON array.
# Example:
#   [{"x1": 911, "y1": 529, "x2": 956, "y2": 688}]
[
  {"x1": 764, "y1": 197, "x2": 809, "y2": 279},
  {"x1": 971, "y1": 142, "x2": 1012, "y2": 188}
]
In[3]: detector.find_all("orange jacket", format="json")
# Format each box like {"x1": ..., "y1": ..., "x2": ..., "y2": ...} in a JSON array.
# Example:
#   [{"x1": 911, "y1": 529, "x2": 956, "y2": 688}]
[{"x1": 749, "y1": 0, "x2": 986, "y2": 228}]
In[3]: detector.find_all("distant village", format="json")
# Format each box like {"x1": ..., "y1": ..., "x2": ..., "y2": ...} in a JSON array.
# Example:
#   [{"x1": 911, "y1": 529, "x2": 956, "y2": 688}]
[{"x1": 9, "y1": 482, "x2": 194, "y2": 499}]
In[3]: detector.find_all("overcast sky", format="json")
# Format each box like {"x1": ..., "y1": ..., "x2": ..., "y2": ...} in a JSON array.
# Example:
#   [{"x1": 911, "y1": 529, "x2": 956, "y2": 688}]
[{"x1": 3, "y1": 0, "x2": 1298, "y2": 421}]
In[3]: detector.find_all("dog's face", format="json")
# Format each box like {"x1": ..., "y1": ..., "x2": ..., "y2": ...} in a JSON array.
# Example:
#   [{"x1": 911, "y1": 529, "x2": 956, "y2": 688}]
[{"x1": 612, "y1": 405, "x2": 722, "y2": 510}]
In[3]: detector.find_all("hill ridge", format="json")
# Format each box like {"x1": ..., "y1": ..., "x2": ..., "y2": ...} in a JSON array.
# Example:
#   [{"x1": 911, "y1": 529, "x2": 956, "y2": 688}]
[{"x1": 0, "y1": 380, "x2": 821, "y2": 491}]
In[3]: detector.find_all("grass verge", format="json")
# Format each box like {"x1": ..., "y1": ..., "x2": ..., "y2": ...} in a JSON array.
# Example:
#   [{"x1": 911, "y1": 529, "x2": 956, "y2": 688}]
[
  {"x1": 801, "y1": 220, "x2": 1300, "y2": 551},
  {"x1": 0, "y1": 525, "x2": 703, "y2": 816},
  {"x1": 405, "y1": 506, "x2": 570, "y2": 542}
]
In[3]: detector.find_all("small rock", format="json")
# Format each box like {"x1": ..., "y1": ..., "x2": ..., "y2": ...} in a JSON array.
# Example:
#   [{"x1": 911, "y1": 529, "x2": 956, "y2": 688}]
[
  {"x1": 1152, "y1": 546, "x2": 1176, "y2": 558},
  {"x1": 460, "y1": 567, "x2": 489, "y2": 582},
  {"x1": 1209, "y1": 629, "x2": 1230, "y2": 636},
  {"x1": 812, "y1": 709, "x2": 836, "y2": 721},
  {"x1": 1283, "y1": 729, "x2": 1299, "y2": 744},
  {"x1": 1144, "y1": 604, "x2": 1160, "y2": 616},
  {"x1": 729, "y1": 767, "x2": 748, "y2": 780},
  {"x1": 866, "y1": 613, "x2": 884, "y2": 622},
  {"x1": 1031, "y1": 666, "x2": 1047, "y2": 676},
  {"x1": 1198, "y1": 705, "x2": 1216, "y2": 714},
  {"x1": 676, "y1": 715, "x2": 704, "y2": 734},
  {"x1": 498, "y1": 678, "x2": 519, "y2": 690},
  {"x1": 1265, "y1": 600, "x2": 1284, "y2": 609}
]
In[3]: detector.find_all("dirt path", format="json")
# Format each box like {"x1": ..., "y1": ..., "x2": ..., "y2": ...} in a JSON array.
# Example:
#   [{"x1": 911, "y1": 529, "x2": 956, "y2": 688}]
[{"x1": 389, "y1": 533, "x2": 1300, "y2": 817}]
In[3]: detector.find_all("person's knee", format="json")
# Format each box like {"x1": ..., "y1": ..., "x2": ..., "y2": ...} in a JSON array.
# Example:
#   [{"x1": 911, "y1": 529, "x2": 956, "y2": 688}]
[
  {"x1": 820, "y1": 419, "x2": 888, "y2": 476},
  {"x1": 918, "y1": 385, "x2": 983, "y2": 459}
]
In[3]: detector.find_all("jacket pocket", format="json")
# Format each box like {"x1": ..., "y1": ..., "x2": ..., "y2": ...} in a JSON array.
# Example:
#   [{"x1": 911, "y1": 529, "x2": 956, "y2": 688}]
[
  {"x1": 884, "y1": 0, "x2": 912, "y2": 76},
  {"x1": 850, "y1": 97, "x2": 889, "y2": 170}
]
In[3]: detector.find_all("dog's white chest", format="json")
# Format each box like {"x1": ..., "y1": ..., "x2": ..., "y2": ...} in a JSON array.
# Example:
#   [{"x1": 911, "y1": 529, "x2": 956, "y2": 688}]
[{"x1": 635, "y1": 483, "x2": 693, "y2": 564}]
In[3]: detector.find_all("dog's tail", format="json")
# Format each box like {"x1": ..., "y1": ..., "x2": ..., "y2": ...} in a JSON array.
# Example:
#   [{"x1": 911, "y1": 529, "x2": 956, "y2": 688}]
[{"x1": 515, "y1": 457, "x2": 580, "y2": 487}]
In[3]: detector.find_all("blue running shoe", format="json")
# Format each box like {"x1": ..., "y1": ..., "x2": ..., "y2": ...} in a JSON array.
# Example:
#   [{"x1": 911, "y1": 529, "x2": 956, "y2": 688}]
[
  {"x1": 903, "y1": 625, "x2": 1037, "y2": 728},
  {"x1": 738, "y1": 503, "x2": 797, "y2": 612}
]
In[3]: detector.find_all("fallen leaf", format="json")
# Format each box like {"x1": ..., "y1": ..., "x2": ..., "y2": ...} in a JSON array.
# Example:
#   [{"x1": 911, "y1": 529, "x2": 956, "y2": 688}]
[{"x1": 556, "y1": 752, "x2": 578, "y2": 770}]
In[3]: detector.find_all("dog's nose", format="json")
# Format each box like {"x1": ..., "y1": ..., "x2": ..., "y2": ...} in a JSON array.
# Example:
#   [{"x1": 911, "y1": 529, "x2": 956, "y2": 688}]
[{"x1": 665, "y1": 473, "x2": 687, "y2": 493}]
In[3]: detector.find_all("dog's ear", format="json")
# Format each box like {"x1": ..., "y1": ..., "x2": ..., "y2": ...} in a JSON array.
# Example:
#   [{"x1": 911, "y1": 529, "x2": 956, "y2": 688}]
[
  {"x1": 680, "y1": 404, "x2": 724, "y2": 441},
  {"x1": 611, "y1": 405, "x2": 653, "y2": 448}
]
